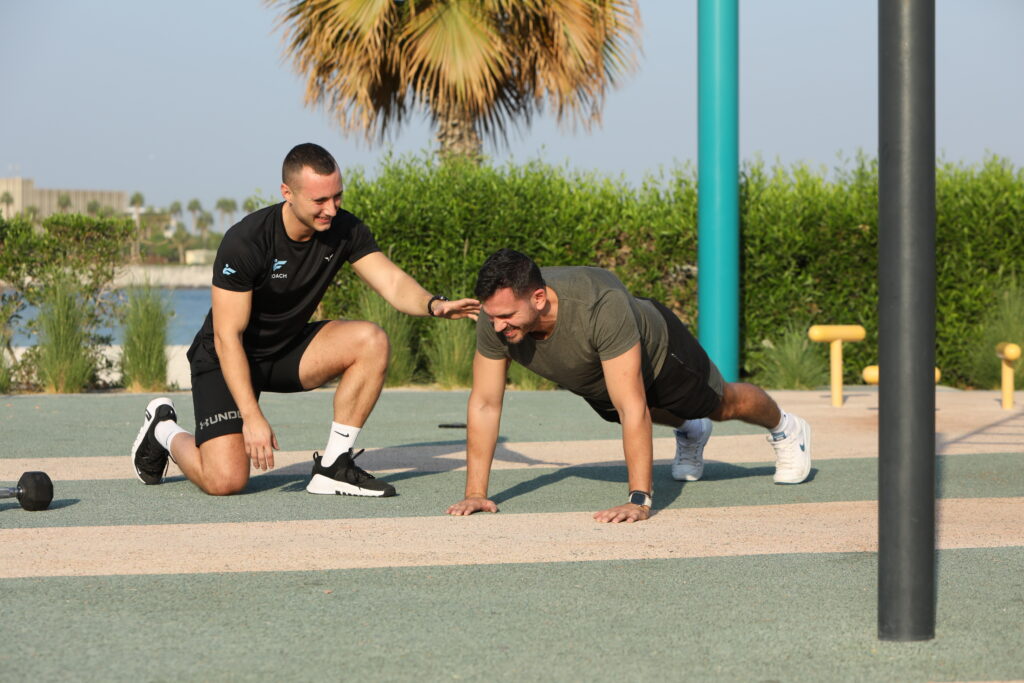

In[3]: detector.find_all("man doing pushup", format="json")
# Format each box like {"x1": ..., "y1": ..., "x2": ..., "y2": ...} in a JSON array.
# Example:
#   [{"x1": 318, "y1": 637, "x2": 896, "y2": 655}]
[{"x1": 447, "y1": 249, "x2": 811, "y2": 523}]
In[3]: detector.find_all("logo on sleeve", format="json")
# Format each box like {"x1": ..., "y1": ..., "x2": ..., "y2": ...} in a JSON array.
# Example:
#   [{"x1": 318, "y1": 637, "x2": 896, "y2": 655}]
[
  {"x1": 222, "y1": 264, "x2": 236, "y2": 276},
  {"x1": 271, "y1": 259, "x2": 288, "y2": 279}
]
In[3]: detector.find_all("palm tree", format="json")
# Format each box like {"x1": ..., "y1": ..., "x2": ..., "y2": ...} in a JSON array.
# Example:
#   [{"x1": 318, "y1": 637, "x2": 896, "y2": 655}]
[
  {"x1": 168, "y1": 201, "x2": 183, "y2": 230},
  {"x1": 0, "y1": 191, "x2": 13, "y2": 219},
  {"x1": 170, "y1": 225, "x2": 192, "y2": 264},
  {"x1": 196, "y1": 210, "x2": 214, "y2": 243},
  {"x1": 269, "y1": 0, "x2": 642, "y2": 158},
  {"x1": 215, "y1": 197, "x2": 238, "y2": 230},
  {"x1": 58, "y1": 193, "x2": 72, "y2": 213},
  {"x1": 129, "y1": 192, "x2": 145, "y2": 226},
  {"x1": 187, "y1": 198, "x2": 202, "y2": 233},
  {"x1": 242, "y1": 196, "x2": 261, "y2": 214}
]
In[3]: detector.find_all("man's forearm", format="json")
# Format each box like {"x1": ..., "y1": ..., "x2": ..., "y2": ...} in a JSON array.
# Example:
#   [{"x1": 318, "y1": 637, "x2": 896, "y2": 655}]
[
  {"x1": 464, "y1": 402, "x2": 501, "y2": 498},
  {"x1": 620, "y1": 408, "x2": 654, "y2": 494},
  {"x1": 385, "y1": 272, "x2": 434, "y2": 317},
  {"x1": 214, "y1": 335, "x2": 261, "y2": 420}
]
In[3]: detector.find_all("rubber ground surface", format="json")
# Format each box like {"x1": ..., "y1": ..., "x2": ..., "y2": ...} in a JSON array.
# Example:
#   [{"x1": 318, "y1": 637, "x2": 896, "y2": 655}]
[{"x1": 1, "y1": 387, "x2": 1022, "y2": 682}]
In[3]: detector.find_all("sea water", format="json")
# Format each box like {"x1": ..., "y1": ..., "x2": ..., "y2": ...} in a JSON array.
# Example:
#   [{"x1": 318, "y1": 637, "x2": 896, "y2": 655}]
[{"x1": 8, "y1": 288, "x2": 212, "y2": 346}]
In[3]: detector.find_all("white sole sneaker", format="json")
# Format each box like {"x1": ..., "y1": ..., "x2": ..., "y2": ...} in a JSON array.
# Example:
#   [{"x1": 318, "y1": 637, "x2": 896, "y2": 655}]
[
  {"x1": 770, "y1": 416, "x2": 812, "y2": 484},
  {"x1": 305, "y1": 451, "x2": 397, "y2": 497},
  {"x1": 130, "y1": 397, "x2": 176, "y2": 485},
  {"x1": 306, "y1": 473, "x2": 393, "y2": 497},
  {"x1": 672, "y1": 418, "x2": 713, "y2": 481}
]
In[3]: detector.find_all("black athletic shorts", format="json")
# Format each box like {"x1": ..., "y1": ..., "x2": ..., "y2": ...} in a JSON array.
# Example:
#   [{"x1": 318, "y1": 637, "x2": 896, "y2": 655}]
[
  {"x1": 583, "y1": 299, "x2": 724, "y2": 424},
  {"x1": 186, "y1": 321, "x2": 329, "y2": 446}
]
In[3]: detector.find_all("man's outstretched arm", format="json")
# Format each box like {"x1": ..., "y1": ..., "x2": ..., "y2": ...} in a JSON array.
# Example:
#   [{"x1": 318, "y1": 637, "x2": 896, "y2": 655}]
[
  {"x1": 351, "y1": 252, "x2": 479, "y2": 319},
  {"x1": 594, "y1": 343, "x2": 653, "y2": 523},
  {"x1": 447, "y1": 352, "x2": 509, "y2": 516}
]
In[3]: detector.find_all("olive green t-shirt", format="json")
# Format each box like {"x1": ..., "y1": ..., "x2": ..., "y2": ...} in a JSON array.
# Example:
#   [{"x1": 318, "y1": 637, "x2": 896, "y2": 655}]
[{"x1": 476, "y1": 266, "x2": 669, "y2": 403}]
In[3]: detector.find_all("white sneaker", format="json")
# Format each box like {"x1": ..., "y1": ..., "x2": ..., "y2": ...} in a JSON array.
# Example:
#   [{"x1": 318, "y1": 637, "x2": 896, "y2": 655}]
[
  {"x1": 768, "y1": 414, "x2": 812, "y2": 484},
  {"x1": 672, "y1": 418, "x2": 712, "y2": 481}
]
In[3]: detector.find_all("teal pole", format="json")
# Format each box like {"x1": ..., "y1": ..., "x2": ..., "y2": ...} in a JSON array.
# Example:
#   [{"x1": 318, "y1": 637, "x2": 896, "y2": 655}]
[{"x1": 697, "y1": 0, "x2": 740, "y2": 382}]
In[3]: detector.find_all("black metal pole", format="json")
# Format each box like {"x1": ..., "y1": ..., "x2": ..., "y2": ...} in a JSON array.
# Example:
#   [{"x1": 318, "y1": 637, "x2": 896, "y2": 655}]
[{"x1": 878, "y1": 0, "x2": 937, "y2": 641}]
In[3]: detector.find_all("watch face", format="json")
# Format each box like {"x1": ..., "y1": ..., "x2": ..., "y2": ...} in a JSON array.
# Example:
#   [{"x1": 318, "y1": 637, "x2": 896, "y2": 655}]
[{"x1": 629, "y1": 491, "x2": 649, "y2": 507}]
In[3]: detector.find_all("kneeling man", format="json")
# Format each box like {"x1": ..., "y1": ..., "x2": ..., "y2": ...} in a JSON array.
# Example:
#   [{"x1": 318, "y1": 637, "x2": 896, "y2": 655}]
[
  {"x1": 130, "y1": 143, "x2": 477, "y2": 497},
  {"x1": 447, "y1": 249, "x2": 811, "y2": 523}
]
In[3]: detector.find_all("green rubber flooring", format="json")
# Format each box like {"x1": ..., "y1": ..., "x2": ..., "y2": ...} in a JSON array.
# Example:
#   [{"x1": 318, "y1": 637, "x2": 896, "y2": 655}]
[
  {"x1": 3, "y1": 548, "x2": 1021, "y2": 682},
  {"x1": 2, "y1": 454, "x2": 1020, "y2": 528},
  {"x1": 1, "y1": 389, "x2": 762, "y2": 459}
]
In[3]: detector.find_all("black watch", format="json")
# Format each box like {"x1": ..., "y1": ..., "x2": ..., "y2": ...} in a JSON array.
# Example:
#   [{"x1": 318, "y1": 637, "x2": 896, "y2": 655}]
[
  {"x1": 427, "y1": 294, "x2": 449, "y2": 317},
  {"x1": 628, "y1": 490, "x2": 652, "y2": 508}
]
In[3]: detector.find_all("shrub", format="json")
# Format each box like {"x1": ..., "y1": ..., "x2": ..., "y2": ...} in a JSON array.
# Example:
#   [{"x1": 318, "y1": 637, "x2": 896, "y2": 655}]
[
  {"x1": 121, "y1": 286, "x2": 169, "y2": 392},
  {"x1": 752, "y1": 325, "x2": 828, "y2": 390},
  {"x1": 507, "y1": 361, "x2": 557, "y2": 390},
  {"x1": 35, "y1": 278, "x2": 96, "y2": 393},
  {"x1": 354, "y1": 285, "x2": 419, "y2": 387},
  {"x1": 422, "y1": 318, "x2": 476, "y2": 388},
  {"x1": 962, "y1": 279, "x2": 1024, "y2": 390},
  {"x1": 1, "y1": 213, "x2": 134, "y2": 391}
]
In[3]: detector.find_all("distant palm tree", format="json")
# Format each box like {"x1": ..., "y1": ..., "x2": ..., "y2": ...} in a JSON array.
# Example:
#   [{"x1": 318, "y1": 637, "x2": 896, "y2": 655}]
[
  {"x1": 58, "y1": 193, "x2": 72, "y2": 213},
  {"x1": 196, "y1": 210, "x2": 214, "y2": 243},
  {"x1": 129, "y1": 192, "x2": 145, "y2": 226},
  {"x1": 86, "y1": 200, "x2": 101, "y2": 216},
  {"x1": 168, "y1": 201, "x2": 183, "y2": 230},
  {"x1": 215, "y1": 197, "x2": 238, "y2": 230},
  {"x1": 269, "y1": 0, "x2": 642, "y2": 158},
  {"x1": 186, "y1": 198, "x2": 202, "y2": 233},
  {"x1": 0, "y1": 191, "x2": 13, "y2": 219},
  {"x1": 170, "y1": 225, "x2": 192, "y2": 264},
  {"x1": 242, "y1": 196, "x2": 260, "y2": 214}
]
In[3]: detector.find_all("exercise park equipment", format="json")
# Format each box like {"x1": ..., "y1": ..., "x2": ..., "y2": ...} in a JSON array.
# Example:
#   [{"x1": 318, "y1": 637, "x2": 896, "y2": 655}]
[
  {"x1": 996, "y1": 342, "x2": 1020, "y2": 410},
  {"x1": 862, "y1": 365, "x2": 941, "y2": 385},
  {"x1": 807, "y1": 324, "x2": 865, "y2": 407}
]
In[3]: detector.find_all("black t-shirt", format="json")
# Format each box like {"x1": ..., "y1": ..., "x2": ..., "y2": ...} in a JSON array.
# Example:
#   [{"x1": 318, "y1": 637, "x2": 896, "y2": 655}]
[{"x1": 191, "y1": 203, "x2": 380, "y2": 360}]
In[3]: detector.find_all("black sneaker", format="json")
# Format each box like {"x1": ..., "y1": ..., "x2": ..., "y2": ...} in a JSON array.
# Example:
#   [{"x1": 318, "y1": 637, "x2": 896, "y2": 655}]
[
  {"x1": 131, "y1": 397, "x2": 177, "y2": 485},
  {"x1": 305, "y1": 449, "x2": 396, "y2": 497}
]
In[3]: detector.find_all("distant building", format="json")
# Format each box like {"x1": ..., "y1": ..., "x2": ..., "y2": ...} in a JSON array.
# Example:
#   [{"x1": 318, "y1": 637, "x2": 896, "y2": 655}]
[
  {"x1": 184, "y1": 249, "x2": 216, "y2": 265},
  {"x1": 0, "y1": 177, "x2": 127, "y2": 220}
]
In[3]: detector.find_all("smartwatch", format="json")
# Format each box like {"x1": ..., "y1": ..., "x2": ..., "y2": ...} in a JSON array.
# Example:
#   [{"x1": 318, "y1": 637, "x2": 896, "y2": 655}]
[
  {"x1": 427, "y1": 294, "x2": 449, "y2": 317},
  {"x1": 628, "y1": 490, "x2": 652, "y2": 508}
]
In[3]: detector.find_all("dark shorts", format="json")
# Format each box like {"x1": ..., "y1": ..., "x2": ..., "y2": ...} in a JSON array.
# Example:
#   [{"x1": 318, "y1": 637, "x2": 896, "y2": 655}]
[
  {"x1": 186, "y1": 321, "x2": 329, "y2": 446},
  {"x1": 583, "y1": 300, "x2": 724, "y2": 424}
]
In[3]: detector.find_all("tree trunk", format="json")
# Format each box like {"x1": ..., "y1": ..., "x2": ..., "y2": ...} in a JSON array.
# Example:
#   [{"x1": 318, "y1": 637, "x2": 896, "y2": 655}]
[{"x1": 436, "y1": 112, "x2": 482, "y2": 161}]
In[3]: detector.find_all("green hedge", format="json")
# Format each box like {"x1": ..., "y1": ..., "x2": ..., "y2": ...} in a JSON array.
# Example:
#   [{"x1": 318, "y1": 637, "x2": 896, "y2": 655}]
[{"x1": 319, "y1": 154, "x2": 1023, "y2": 388}]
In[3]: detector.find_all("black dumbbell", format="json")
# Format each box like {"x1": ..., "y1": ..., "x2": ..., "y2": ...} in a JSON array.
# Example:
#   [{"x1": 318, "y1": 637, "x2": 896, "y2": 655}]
[{"x1": 1, "y1": 471, "x2": 54, "y2": 511}]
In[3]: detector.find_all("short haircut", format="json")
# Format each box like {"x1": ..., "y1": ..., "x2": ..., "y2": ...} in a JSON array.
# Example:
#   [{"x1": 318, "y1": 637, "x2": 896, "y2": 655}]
[
  {"x1": 474, "y1": 248, "x2": 546, "y2": 300},
  {"x1": 282, "y1": 143, "x2": 338, "y2": 186}
]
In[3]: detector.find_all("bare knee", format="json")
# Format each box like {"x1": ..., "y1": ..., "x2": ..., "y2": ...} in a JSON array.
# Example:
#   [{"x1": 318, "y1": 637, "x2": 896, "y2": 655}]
[
  {"x1": 357, "y1": 321, "x2": 390, "y2": 363},
  {"x1": 710, "y1": 382, "x2": 780, "y2": 428},
  {"x1": 195, "y1": 437, "x2": 250, "y2": 495},
  {"x1": 200, "y1": 471, "x2": 249, "y2": 496}
]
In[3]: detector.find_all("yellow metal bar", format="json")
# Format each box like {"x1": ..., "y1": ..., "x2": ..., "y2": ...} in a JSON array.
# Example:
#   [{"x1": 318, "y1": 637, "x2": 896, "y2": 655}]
[
  {"x1": 830, "y1": 339, "x2": 843, "y2": 406},
  {"x1": 808, "y1": 325, "x2": 866, "y2": 407},
  {"x1": 862, "y1": 365, "x2": 940, "y2": 385},
  {"x1": 808, "y1": 325, "x2": 866, "y2": 343},
  {"x1": 997, "y1": 342, "x2": 1020, "y2": 410}
]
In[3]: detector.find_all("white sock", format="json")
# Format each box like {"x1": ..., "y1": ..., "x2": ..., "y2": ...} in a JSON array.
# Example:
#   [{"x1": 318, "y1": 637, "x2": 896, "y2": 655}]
[
  {"x1": 321, "y1": 422, "x2": 361, "y2": 467},
  {"x1": 154, "y1": 420, "x2": 188, "y2": 452},
  {"x1": 770, "y1": 412, "x2": 789, "y2": 436}
]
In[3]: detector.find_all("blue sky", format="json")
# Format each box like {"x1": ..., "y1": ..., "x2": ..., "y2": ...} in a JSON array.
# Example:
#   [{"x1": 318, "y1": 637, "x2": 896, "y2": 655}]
[{"x1": 2, "y1": 0, "x2": 1021, "y2": 219}]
